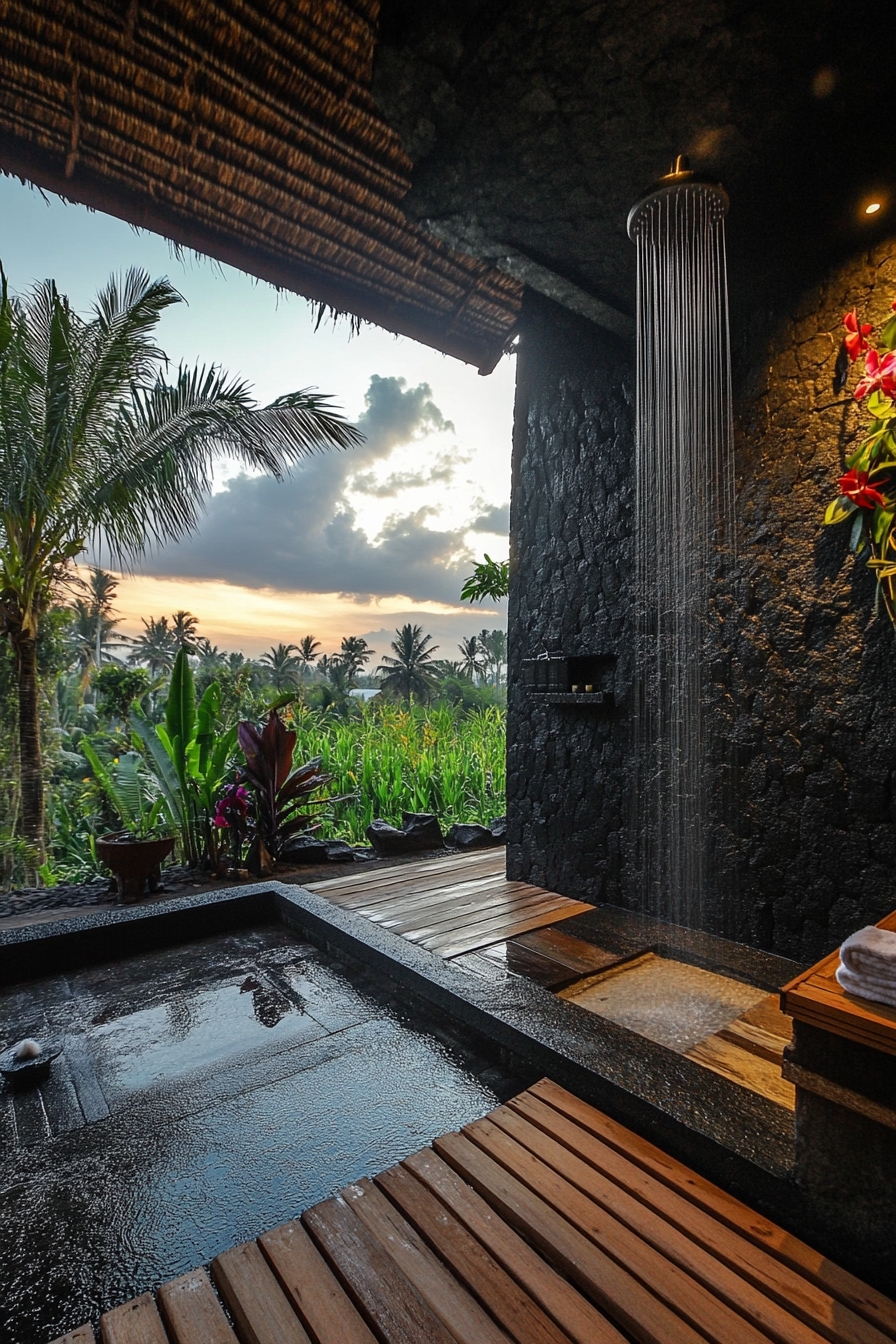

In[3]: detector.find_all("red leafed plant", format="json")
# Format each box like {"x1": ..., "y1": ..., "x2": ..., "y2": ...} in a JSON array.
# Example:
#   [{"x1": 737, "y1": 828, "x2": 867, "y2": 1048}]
[
  {"x1": 825, "y1": 299, "x2": 896, "y2": 625},
  {"x1": 236, "y1": 710, "x2": 348, "y2": 872}
]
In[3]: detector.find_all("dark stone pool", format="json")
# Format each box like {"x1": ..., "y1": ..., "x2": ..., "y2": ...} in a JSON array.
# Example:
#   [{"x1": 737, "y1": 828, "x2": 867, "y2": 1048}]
[{"x1": 0, "y1": 923, "x2": 527, "y2": 1344}]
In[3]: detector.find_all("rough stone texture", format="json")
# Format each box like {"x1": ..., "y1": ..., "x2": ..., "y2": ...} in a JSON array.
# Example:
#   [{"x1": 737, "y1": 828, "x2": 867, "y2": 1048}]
[
  {"x1": 400, "y1": 811, "x2": 445, "y2": 848},
  {"x1": 728, "y1": 242, "x2": 896, "y2": 962},
  {"x1": 366, "y1": 813, "x2": 444, "y2": 855},
  {"x1": 447, "y1": 822, "x2": 502, "y2": 851},
  {"x1": 506, "y1": 290, "x2": 635, "y2": 913},
  {"x1": 507, "y1": 240, "x2": 896, "y2": 966}
]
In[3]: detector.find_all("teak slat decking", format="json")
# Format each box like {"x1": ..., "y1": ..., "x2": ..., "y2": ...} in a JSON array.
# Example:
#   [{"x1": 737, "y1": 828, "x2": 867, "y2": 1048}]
[
  {"x1": 53, "y1": 1078, "x2": 896, "y2": 1344},
  {"x1": 305, "y1": 850, "x2": 595, "y2": 959},
  {"x1": 781, "y1": 907, "x2": 896, "y2": 1056}
]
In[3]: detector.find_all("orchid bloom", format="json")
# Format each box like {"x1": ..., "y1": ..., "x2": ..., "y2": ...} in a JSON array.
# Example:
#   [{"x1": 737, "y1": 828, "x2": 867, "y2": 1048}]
[
  {"x1": 213, "y1": 784, "x2": 249, "y2": 830},
  {"x1": 843, "y1": 310, "x2": 873, "y2": 362},
  {"x1": 854, "y1": 349, "x2": 896, "y2": 401},
  {"x1": 838, "y1": 469, "x2": 889, "y2": 510}
]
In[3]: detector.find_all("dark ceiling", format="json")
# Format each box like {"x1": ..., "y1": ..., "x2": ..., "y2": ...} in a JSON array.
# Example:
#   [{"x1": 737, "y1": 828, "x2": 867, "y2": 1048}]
[{"x1": 373, "y1": 0, "x2": 893, "y2": 332}]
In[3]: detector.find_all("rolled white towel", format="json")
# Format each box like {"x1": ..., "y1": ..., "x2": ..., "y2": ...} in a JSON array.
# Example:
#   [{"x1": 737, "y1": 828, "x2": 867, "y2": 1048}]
[{"x1": 835, "y1": 925, "x2": 896, "y2": 1008}]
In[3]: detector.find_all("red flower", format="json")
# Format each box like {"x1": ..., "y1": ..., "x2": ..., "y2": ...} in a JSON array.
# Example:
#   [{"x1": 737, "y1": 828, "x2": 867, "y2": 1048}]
[
  {"x1": 855, "y1": 349, "x2": 896, "y2": 400},
  {"x1": 213, "y1": 784, "x2": 249, "y2": 830},
  {"x1": 843, "y1": 310, "x2": 873, "y2": 361},
  {"x1": 838, "y1": 469, "x2": 889, "y2": 509}
]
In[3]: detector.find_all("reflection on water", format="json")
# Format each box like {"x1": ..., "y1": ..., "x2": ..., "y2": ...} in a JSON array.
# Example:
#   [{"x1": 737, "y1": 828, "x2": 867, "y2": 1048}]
[
  {"x1": 88, "y1": 970, "x2": 312, "y2": 1093},
  {"x1": 0, "y1": 925, "x2": 523, "y2": 1344}
]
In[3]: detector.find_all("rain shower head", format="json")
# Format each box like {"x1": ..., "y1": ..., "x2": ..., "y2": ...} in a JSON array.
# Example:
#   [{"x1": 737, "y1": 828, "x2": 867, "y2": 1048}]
[{"x1": 627, "y1": 155, "x2": 729, "y2": 239}]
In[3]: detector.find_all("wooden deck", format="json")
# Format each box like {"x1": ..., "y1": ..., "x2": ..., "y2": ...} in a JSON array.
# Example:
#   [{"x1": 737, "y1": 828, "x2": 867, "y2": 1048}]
[
  {"x1": 305, "y1": 850, "x2": 595, "y2": 960},
  {"x1": 685, "y1": 992, "x2": 796, "y2": 1110},
  {"x1": 54, "y1": 1077, "x2": 896, "y2": 1344},
  {"x1": 781, "y1": 906, "x2": 896, "y2": 1056}
]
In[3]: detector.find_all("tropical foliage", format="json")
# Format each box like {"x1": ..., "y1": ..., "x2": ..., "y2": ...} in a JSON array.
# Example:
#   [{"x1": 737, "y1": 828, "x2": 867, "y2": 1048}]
[
  {"x1": 130, "y1": 649, "x2": 238, "y2": 869},
  {"x1": 237, "y1": 711, "x2": 343, "y2": 868},
  {"x1": 0, "y1": 264, "x2": 362, "y2": 869},
  {"x1": 461, "y1": 553, "x2": 509, "y2": 603},
  {"x1": 377, "y1": 624, "x2": 441, "y2": 703},
  {"x1": 291, "y1": 701, "x2": 506, "y2": 845},
  {"x1": 0, "y1": 581, "x2": 507, "y2": 886},
  {"x1": 824, "y1": 298, "x2": 896, "y2": 624}
]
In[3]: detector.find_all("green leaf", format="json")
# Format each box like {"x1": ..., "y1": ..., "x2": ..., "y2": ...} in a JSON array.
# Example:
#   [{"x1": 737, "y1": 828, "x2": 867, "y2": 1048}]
[
  {"x1": 878, "y1": 314, "x2": 896, "y2": 353},
  {"x1": 850, "y1": 509, "x2": 865, "y2": 551},
  {"x1": 166, "y1": 648, "x2": 196, "y2": 748},
  {"x1": 131, "y1": 711, "x2": 185, "y2": 826},
  {"x1": 824, "y1": 495, "x2": 857, "y2": 525},
  {"x1": 874, "y1": 507, "x2": 895, "y2": 547},
  {"x1": 461, "y1": 554, "x2": 509, "y2": 603},
  {"x1": 82, "y1": 738, "x2": 137, "y2": 831},
  {"x1": 867, "y1": 391, "x2": 895, "y2": 420}
]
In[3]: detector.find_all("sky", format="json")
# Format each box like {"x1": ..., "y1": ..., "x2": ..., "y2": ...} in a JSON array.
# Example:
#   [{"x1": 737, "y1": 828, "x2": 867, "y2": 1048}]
[{"x1": 0, "y1": 175, "x2": 513, "y2": 662}]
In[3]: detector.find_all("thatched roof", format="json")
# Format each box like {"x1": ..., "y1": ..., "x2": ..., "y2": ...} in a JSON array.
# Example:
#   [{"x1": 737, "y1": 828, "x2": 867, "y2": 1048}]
[{"x1": 0, "y1": 0, "x2": 521, "y2": 373}]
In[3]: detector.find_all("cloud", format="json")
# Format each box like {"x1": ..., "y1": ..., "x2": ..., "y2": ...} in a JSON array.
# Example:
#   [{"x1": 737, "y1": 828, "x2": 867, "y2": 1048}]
[
  {"x1": 134, "y1": 375, "x2": 478, "y2": 605},
  {"x1": 469, "y1": 502, "x2": 510, "y2": 534},
  {"x1": 350, "y1": 448, "x2": 462, "y2": 498}
]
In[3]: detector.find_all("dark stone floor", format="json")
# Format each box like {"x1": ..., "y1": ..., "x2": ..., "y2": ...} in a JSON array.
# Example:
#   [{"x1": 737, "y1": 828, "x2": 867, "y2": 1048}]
[{"x1": 0, "y1": 924, "x2": 526, "y2": 1344}]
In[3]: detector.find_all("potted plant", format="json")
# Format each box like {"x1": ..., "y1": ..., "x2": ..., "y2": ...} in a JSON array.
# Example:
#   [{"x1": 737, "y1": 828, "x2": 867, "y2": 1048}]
[{"x1": 82, "y1": 742, "x2": 175, "y2": 902}]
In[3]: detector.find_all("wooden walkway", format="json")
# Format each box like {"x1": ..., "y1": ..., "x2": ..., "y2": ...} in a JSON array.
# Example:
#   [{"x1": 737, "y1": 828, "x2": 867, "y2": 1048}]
[
  {"x1": 55, "y1": 1078, "x2": 896, "y2": 1344},
  {"x1": 305, "y1": 851, "x2": 594, "y2": 960}
]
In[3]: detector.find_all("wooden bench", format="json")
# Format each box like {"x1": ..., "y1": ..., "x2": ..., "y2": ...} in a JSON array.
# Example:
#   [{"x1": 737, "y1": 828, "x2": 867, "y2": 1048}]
[
  {"x1": 781, "y1": 908, "x2": 896, "y2": 1057},
  {"x1": 53, "y1": 1077, "x2": 896, "y2": 1344}
]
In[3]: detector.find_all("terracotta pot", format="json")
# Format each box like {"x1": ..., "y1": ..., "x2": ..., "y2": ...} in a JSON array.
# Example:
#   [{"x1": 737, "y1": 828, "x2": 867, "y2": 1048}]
[{"x1": 95, "y1": 833, "x2": 176, "y2": 904}]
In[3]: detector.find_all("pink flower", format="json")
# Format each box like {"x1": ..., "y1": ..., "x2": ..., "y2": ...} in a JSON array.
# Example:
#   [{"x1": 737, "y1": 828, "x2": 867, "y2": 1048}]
[
  {"x1": 213, "y1": 785, "x2": 248, "y2": 830},
  {"x1": 843, "y1": 310, "x2": 873, "y2": 361},
  {"x1": 838, "y1": 469, "x2": 889, "y2": 510},
  {"x1": 854, "y1": 349, "x2": 896, "y2": 400}
]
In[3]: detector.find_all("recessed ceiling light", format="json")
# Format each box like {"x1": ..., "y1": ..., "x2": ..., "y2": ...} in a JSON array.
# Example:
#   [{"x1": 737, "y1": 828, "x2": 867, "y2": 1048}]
[{"x1": 866, "y1": 202, "x2": 882, "y2": 215}]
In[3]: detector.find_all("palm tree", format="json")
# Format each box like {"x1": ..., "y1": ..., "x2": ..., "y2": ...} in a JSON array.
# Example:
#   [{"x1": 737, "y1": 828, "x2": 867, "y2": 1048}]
[
  {"x1": 340, "y1": 635, "x2": 372, "y2": 680},
  {"x1": 479, "y1": 628, "x2": 507, "y2": 687},
  {"x1": 296, "y1": 634, "x2": 321, "y2": 678},
  {"x1": 68, "y1": 566, "x2": 125, "y2": 678},
  {"x1": 0, "y1": 265, "x2": 362, "y2": 861},
  {"x1": 260, "y1": 642, "x2": 301, "y2": 691},
  {"x1": 376, "y1": 624, "x2": 440, "y2": 704},
  {"x1": 170, "y1": 610, "x2": 201, "y2": 653},
  {"x1": 194, "y1": 641, "x2": 227, "y2": 693},
  {"x1": 458, "y1": 635, "x2": 487, "y2": 683},
  {"x1": 319, "y1": 660, "x2": 356, "y2": 717},
  {"x1": 128, "y1": 616, "x2": 178, "y2": 676}
]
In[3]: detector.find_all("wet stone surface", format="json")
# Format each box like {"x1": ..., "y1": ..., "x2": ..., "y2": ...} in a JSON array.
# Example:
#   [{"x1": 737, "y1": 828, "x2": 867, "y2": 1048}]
[
  {"x1": 0, "y1": 924, "x2": 526, "y2": 1344},
  {"x1": 561, "y1": 956, "x2": 767, "y2": 1054}
]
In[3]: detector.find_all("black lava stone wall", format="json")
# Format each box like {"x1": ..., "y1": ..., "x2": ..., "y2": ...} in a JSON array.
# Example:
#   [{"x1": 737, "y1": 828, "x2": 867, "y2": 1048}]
[
  {"x1": 508, "y1": 240, "x2": 896, "y2": 964},
  {"x1": 506, "y1": 292, "x2": 636, "y2": 911},
  {"x1": 730, "y1": 239, "x2": 896, "y2": 963}
]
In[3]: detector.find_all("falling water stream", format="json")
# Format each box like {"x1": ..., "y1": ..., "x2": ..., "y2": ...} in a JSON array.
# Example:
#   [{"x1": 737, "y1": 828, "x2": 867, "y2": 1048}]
[{"x1": 628, "y1": 168, "x2": 735, "y2": 929}]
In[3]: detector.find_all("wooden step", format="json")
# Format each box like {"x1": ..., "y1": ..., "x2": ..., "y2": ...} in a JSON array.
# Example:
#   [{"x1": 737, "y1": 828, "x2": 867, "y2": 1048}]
[
  {"x1": 51, "y1": 1077, "x2": 896, "y2": 1344},
  {"x1": 157, "y1": 1269, "x2": 237, "y2": 1344},
  {"x1": 259, "y1": 1219, "x2": 378, "y2": 1344},
  {"x1": 99, "y1": 1294, "x2": 168, "y2": 1344}
]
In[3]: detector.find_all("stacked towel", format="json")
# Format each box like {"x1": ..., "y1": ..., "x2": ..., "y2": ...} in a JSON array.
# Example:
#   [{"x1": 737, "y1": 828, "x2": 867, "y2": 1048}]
[{"x1": 836, "y1": 925, "x2": 896, "y2": 1008}]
